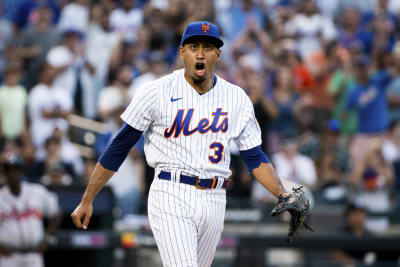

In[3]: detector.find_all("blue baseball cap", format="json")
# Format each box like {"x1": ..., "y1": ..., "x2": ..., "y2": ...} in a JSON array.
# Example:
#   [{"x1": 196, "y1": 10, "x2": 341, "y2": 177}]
[{"x1": 181, "y1": 21, "x2": 224, "y2": 48}]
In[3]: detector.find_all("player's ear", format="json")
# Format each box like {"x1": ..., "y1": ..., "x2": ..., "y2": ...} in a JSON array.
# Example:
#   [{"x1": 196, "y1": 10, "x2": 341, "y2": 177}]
[
  {"x1": 179, "y1": 46, "x2": 185, "y2": 59},
  {"x1": 216, "y1": 48, "x2": 221, "y2": 61}
]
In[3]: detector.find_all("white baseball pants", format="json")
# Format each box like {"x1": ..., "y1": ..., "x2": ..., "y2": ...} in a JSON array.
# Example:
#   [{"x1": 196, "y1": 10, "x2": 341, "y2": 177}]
[{"x1": 148, "y1": 173, "x2": 226, "y2": 267}]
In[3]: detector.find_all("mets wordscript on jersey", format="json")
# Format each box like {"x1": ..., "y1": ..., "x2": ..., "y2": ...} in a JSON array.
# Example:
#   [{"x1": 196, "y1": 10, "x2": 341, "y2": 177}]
[{"x1": 164, "y1": 108, "x2": 228, "y2": 138}]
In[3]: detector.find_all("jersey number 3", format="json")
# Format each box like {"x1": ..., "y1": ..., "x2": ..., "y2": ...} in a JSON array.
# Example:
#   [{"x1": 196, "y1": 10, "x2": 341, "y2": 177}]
[{"x1": 209, "y1": 142, "x2": 224, "y2": 164}]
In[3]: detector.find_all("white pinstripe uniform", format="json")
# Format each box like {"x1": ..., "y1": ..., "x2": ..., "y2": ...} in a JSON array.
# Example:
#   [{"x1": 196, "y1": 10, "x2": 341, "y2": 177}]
[{"x1": 121, "y1": 68, "x2": 262, "y2": 267}]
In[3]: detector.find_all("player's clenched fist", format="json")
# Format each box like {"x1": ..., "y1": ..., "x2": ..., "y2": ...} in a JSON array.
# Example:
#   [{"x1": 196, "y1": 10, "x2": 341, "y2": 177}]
[{"x1": 71, "y1": 202, "x2": 93, "y2": 230}]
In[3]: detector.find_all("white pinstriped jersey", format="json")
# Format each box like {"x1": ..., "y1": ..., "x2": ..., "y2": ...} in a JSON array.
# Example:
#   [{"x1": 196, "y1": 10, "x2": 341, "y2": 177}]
[{"x1": 121, "y1": 68, "x2": 261, "y2": 179}]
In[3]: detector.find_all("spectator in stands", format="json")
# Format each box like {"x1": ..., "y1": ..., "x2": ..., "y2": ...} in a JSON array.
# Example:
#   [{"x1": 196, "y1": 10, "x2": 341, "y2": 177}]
[
  {"x1": 0, "y1": 64, "x2": 28, "y2": 141},
  {"x1": 339, "y1": 0, "x2": 376, "y2": 14},
  {"x1": 361, "y1": 0, "x2": 398, "y2": 53},
  {"x1": 332, "y1": 203, "x2": 376, "y2": 266},
  {"x1": 57, "y1": 0, "x2": 89, "y2": 33},
  {"x1": 40, "y1": 163, "x2": 74, "y2": 186},
  {"x1": 46, "y1": 29, "x2": 96, "y2": 116},
  {"x1": 317, "y1": 119, "x2": 351, "y2": 203},
  {"x1": 273, "y1": 134, "x2": 317, "y2": 189},
  {"x1": 98, "y1": 64, "x2": 133, "y2": 123},
  {"x1": 382, "y1": 119, "x2": 400, "y2": 165},
  {"x1": 387, "y1": 42, "x2": 400, "y2": 121},
  {"x1": 28, "y1": 64, "x2": 72, "y2": 148},
  {"x1": 231, "y1": 18, "x2": 271, "y2": 66},
  {"x1": 327, "y1": 45, "x2": 357, "y2": 135},
  {"x1": 16, "y1": 4, "x2": 60, "y2": 89},
  {"x1": 284, "y1": 0, "x2": 337, "y2": 60},
  {"x1": 27, "y1": 136, "x2": 76, "y2": 184},
  {"x1": 353, "y1": 139, "x2": 393, "y2": 232},
  {"x1": 40, "y1": 128, "x2": 84, "y2": 179},
  {"x1": 232, "y1": 54, "x2": 263, "y2": 90},
  {"x1": 145, "y1": 8, "x2": 174, "y2": 58},
  {"x1": 164, "y1": 0, "x2": 215, "y2": 45},
  {"x1": 129, "y1": 51, "x2": 169, "y2": 96},
  {"x1": 283, "y1": 47, "x2": 315, "y2": 93},
  {"x1": 337, "y1": 7, "x2": 374, "y2": 56},
  {"x1": 233, "y1": 54, "x2": 276, "y2": 154},
  {"x1": 85, "y1": 5, "x2": 123, "y2": 96},
  {"x1": 346, "y1": 55, "x2": 392, "y2": 182},
  {"x1": 222, "y1": 0, "x2": 265, "y2": 40},
  {"x1": 0, "y1": 3, "x2": 14, "y2": 78},
  {"x1": 252, "y1": 134, "x2": 317, "y2": 203},
  {"x1": 119, "y1": 40, "x2": 138, "y2": 67},
  {"x1": 13, "y1": 0, "x2": 60, "y2": 30},
  {"x1": 267, "y1": 67, "x2": 300, "y2": 153},
  {"x1": 382, "y1": 119, "x2": 400, "y2": 191},
  {"x1": 110, "y1": 0, "x2": 143, "y2": 43}
]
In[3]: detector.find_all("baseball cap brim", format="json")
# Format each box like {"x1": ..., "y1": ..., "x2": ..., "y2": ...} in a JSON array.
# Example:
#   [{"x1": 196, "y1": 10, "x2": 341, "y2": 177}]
[{"x1": 181, "y1": 35, "x2": 223, "y2": 48}]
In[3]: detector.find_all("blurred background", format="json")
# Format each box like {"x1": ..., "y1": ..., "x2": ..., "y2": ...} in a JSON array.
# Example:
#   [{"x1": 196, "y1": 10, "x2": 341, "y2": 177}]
[{"x1": 0, "y1": 0, "x2": 400, "y2": 266}]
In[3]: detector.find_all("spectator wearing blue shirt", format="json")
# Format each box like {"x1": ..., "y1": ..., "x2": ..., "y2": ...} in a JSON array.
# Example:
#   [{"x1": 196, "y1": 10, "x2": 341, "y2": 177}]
[
  {"x1": 13, "y1": 0, "x2": 60, "y2": 29},
  {"x1": 346, "y1": 55, "x2": 392, "y2": 182},
  {"x1": 337, "y1": 7, "x2": 374, "y2": 56},
  {"x1": 386, "y1": 43, "x2": 400, "y2": 121},
  {"x1": 346, "y1": 61, "x2": 391, "y2": 133},
  {"x1": 361, "y1": 0, "x2": 398, "y2": 53},
  {"x1": 225, "y1": 0, "x2": 265, "y2": 40}
]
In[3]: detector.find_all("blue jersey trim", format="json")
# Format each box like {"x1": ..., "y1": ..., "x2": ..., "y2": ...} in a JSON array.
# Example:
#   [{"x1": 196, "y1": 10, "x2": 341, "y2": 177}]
[
  {"x1": 239, "y1": 145, "x2": 270, "y2": 173},
  {"x1": 99, "y1": 123, "x2": 143, "y2": 171}
]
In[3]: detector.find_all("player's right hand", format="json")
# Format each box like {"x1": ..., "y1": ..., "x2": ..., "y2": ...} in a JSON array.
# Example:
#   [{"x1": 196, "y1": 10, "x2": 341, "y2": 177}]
[{"x1": 71, "y1": 202, "x2": 93, "y2": 230}]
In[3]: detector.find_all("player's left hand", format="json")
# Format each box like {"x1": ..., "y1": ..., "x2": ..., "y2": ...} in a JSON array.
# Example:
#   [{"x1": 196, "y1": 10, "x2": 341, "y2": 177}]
[{"x1": 270, "y1": 186, "x2": 314, "y2": 243}]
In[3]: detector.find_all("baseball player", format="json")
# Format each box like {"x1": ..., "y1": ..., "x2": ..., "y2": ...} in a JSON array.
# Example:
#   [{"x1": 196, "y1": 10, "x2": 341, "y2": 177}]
[
  {"x1": 72, "y1": 21, "x2": 289, "y2": 266},
  {"x1": 0, "y1": 155, "x2": 60, "y2": 267}
]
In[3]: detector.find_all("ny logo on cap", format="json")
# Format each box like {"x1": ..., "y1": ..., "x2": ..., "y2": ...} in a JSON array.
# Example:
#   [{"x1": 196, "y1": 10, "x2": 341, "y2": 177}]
[{"x1": 201, "y1": 23, "x2": 210, "y2": 33}]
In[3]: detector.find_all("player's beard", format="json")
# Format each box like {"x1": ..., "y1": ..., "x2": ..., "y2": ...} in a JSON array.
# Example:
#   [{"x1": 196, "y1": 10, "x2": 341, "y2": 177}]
[{"x1": 192, "y1": 76, "x2": 206, "y2": 85}]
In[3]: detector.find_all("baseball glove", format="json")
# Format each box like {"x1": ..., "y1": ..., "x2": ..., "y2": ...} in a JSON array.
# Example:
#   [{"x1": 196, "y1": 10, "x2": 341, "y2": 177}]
[{"x1": 270, "y1": 186, "x2": 313, "y2": 243}]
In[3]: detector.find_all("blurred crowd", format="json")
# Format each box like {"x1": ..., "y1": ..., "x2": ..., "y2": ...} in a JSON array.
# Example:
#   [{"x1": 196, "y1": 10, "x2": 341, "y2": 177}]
[{"x1": 0, "y1": 0, "x2": 400, "y2": 231}]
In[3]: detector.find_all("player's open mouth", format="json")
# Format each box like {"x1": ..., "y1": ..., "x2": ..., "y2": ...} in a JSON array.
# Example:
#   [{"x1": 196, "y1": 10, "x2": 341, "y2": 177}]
[{"x1": 195, "y1": 63, "x2": 205, "y2": 76}]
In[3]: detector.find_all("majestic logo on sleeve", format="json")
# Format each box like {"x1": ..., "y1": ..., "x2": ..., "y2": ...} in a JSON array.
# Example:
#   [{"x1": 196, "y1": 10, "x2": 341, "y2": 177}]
[{"x1": 164, "y1": 108, "x2": 228, "y2": 138}]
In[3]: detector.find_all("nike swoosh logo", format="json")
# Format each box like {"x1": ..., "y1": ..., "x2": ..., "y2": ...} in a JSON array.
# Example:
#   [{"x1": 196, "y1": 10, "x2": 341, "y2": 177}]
[{"x1": 170, "y1": 97, "x2": 183, "y2": 102}]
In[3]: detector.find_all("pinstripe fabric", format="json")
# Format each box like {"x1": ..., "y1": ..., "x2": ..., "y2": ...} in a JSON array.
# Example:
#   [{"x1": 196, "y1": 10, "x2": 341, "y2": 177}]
[
  {"x1": 121, "y1": 68, "x2": 261, "y2": 266},
  {"x1": 148, "y1": 176, "x2": 226, "y2": 267},
  {"x1": 121, "y1": 69, "x2": 262, "y2": 179}
]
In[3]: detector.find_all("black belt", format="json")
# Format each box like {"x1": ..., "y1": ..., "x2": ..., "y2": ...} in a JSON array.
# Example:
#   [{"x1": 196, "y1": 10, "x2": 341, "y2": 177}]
[{"x1": 158, "y1": 171, "x2": 232, "y2": 189}]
